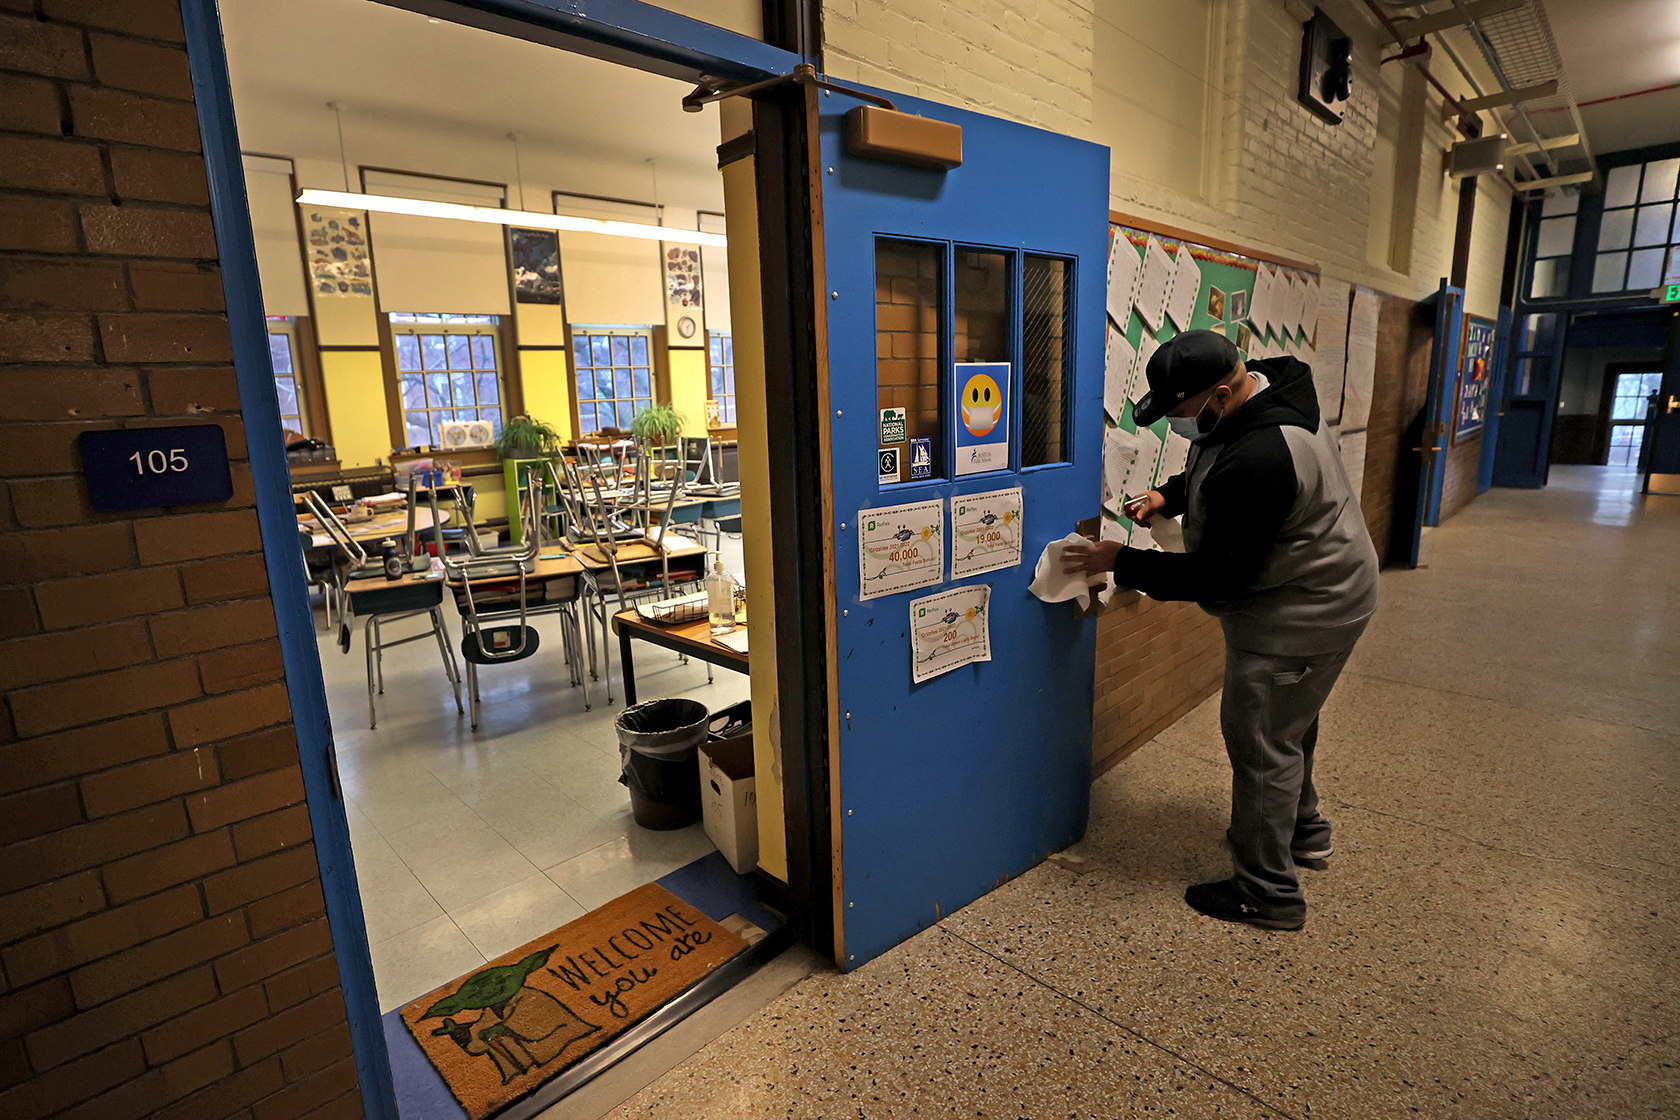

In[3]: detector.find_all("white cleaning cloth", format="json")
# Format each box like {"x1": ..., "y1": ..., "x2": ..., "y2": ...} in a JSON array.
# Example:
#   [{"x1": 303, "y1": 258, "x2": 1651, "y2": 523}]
[
  {"x1": 1150, "y1": 516, "x2": 1186, "y2": 553},
  {"x1": 1028, "y1": 533, "x2": 1113, "y2": 611}
]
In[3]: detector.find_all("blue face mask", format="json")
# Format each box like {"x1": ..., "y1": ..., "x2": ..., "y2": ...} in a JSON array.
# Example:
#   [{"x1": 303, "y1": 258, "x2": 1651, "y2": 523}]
[{"x1": 1166, "y1": 415, "x2": 1200, "y2": 440}]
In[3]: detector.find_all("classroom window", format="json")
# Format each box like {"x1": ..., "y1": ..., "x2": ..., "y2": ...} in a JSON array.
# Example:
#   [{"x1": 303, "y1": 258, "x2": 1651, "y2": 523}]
[
  {"x1": 572, "y1": 327, "x2": 653, "y2": 434},
  {"x1": 876, "y1": 239, "x2": 943, "y2": 483},
  {"x1": 1527, "y1": 192, "x2": 1576, "y2": 300},
  {"x1": 1021, "y1": 254, "x2": 1072, "y2": 467},
  {"x1": 391, "y1": 314, "x2": 504, "y2": 447},
  {"x1": 1590, "y1": 159, "x2": 1680, "y2": 294},
  {"x1": 1607, "y1": 371, "x2": 1662, "y2": 468},
  {"x1": 267, "y1": 317, "x2": 306, "y2": 437},
  {"x1": 707, "y1": 331, "x2": 736, "y2": 426}
]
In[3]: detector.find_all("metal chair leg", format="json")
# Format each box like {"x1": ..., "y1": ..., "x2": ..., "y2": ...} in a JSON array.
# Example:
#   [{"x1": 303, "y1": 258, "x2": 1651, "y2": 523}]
[
  {"x1": 431, "y1": 607, "x2": 463, "y2": 714},
  {"x1": 363, "y1": 615, "x2": 379, "y2": 729},
  {"x1": 467, "y1": 661, "x2": 480, "y2": 731}
]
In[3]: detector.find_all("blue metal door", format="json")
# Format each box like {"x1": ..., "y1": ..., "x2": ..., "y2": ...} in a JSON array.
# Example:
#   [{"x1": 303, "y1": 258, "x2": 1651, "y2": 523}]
[
  {"x1": 1421, "y1": 280, "x2": 1464, "y2": 528},
  {"x1": 1475, "y1": 306, "x2": 1512, "y2": 494},
  {"x1": 817, "y1": 89, "x2": 1108, "y2": 967}
]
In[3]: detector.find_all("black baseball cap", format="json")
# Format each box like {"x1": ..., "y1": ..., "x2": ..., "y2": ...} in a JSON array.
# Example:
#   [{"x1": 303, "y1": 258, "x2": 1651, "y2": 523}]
[{"x1": 1132, "y1": 329, "x2": 1242, "y2": 426}]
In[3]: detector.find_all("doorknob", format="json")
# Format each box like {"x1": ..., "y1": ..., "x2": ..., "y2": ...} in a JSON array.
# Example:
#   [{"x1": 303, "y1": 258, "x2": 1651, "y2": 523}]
[{"x1": 1668, "y1": 395, "x2": 1679, "y2": 414}]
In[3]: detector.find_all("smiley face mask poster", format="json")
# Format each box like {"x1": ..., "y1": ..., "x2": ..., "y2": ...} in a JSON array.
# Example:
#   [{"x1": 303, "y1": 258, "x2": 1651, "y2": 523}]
[{"x1": 954, "y1": 362, "x2": 1009, "y2": 476}]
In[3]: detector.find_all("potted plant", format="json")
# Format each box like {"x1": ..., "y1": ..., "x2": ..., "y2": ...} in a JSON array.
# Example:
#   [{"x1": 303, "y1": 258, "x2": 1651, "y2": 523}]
[
  {"x1": 629, "y1": 402, "x2": 685, "y2": 451},
  {"x1": 495, "y1": 415, "x2": 562, "y2": 459}
]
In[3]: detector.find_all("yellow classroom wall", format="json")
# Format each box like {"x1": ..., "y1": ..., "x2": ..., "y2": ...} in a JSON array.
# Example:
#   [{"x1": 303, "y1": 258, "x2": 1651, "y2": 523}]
[
  {"x1": 318, "y1": 351, "x2": 389, "y2": 469},
  {"x1": 667, "y1": 348, "x2": 711, "y2": 438}
]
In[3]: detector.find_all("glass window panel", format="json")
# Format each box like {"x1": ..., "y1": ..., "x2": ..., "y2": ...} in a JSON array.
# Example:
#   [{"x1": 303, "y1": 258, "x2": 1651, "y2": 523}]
[
  {"x1": 578, "y1": 403, "x2": 597, "y2": 433},
  {"x1": 1641, "y1": 372, "x2": 1665, "y2": 395},
  {"x1": 709, "y1": 336, "x2": 721, "y2": 365},
  {"x1": 421, "y1": 334, "x2": 447, "y2": 371},
  {"x1": 1592, "y1": 251, "x2": 1628, "y2": 293},
  {"x1": 710, "y1": 367, "x2": 725, "y2": 395},
  {"x1": 1540, "y1": 191, "x2": 1578, "y2": 217},
  {"x1": 616, "y1": 402, "x2": 637, "y2": 428},
  {"x1": 268, "y1": 334, "x2": 293, "y2": 374},
  {"x1": 1607, "y1": 425, "x2": 1645, "y2": 468},
  {"x1": 400, "y1": 374, "x2": 427, "y2": 409},
  {"x1": 1534, "y1": 216, "x2": 1575, "y2": 257},
  {"x1": 1022, "y1": 253, "x2": 1071, "y2": 467},
  {"x1": 1604, "y1": 164, "x2": 1641, "y2": 209},
  {"x1": 1516, "y1": 312, "x2": 1559, "y2": 354},
  {"x1": 630, "y1": 335, "x2": 649, "y2": 364},
  {"x1": 610, "y1": 336, "x2": 630, "y2": 366},
  {"x1": 591, "y1": 336, "x2": 611, "y2": 366},
  {"x1": 614, "y1": 369, "x2": 632, "y2": 400},
  {"x1": 1598, "y1": 208, "x2": 1634, "y2": 250},
  {"x1": 1628, "y1": 247, "x2": 1665, "y2": 291},
  {"x1": 471, "y1": 336, "x2": 496, "y2": 370},
  {"x1": 723, "y1": 337, "x2": 733, "y2": 364},
  {"x1": 475, "y1": 372, "x2": 499, "y2": 406},
  {"x1": 1641, "y1": 158, "x2": 1679, "y2": 202},
  {"x1": 426, "y1": 372, "x2": 452, "y2": 407},
  {"x1": 724, "y1": 398, "x2": 736, "y2": 424},
  {"x1": 274, "y1": 377, "x2": 297, "y2": 417},
  {"x1": 632, "y1": 369, "x2": 651, "y2": 398},
  {"x1": 451, "y1": 371, "x2": 476, "y2": 407},
  {"x1": 595, "y1": 369, "x2": 614, "y2": 399},
  {"x1": 446, "y1": 335, "x2": 472, "y2": 370},
  {"x1": 573, "y1": 335, "x2": 590, "y2": 369},
  {"x1": 396, "y1": 334, "x2": 422, "y2": 372},
  {"x1": 1634, "y1": 204, "x2": 1673, "y2": 247},
  {"x1": 576, "y1": 371, "x2": 595, "y2": 401},
  {"x1": 954, "y1": 248, "x2": 1009, "y2": 363},
  {"x1": 405, "y1": 412, "x2": 430, "y2": 446},
  {"x1": 1530, "y1": 257, "x2": 1569, "y2": 299},
  {"x1": 487, "y1": 412, "x2": 503, "y2": 437},
  {"x1": 876, "y1": 238, "x2": 943, "y2": 482}
]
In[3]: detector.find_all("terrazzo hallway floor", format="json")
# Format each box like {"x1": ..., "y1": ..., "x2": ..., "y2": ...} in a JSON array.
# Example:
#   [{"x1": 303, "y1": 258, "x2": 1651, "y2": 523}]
[{"x1": 591, "y1": 468, "x2": 1680, "y2": 1119}]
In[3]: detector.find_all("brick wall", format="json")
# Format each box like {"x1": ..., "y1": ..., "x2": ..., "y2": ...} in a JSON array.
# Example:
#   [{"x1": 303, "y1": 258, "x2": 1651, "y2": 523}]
[
  {"x1": 1092, "y1": 597, "x2": 1224, "y2": 774},
  {"x1": 1438, "y1": 431, "x2": 1481, "y2": 523},
  {"x1": 875, "y1": 239, "x2": 940, "y2": 477},
  {"x1": 0, "y1": 3, "x2": 360, "y2": 1119}
]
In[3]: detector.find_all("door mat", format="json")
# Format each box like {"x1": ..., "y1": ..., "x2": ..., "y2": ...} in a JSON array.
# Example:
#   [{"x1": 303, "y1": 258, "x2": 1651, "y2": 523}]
[{"x1": 398, "y1": 882, "x2": 747, "y2": 1120}]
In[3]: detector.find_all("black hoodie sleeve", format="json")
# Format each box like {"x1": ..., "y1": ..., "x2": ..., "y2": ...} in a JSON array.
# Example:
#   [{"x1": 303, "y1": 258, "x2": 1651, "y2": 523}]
[
  {"x1": 1154, "y1": 471, "x2": 1189, "y2": 518},
  {"x1": 1110, "y1": 428, "x2": 1298, "y2": 601}
]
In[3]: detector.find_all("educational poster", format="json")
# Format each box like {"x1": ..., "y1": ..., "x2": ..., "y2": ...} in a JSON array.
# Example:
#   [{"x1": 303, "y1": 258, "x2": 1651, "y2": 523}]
[
  {"x1": 950, "y1": 487, "x2": 1023, "y2": 578},
  {"x1": 909, "y1": 584, "x2": 992, "y2": 684},
  {"x1": 304, "y1": 209, "x2": 372, "y2": 297},
  {"x1": 510, "y1": 228, "x2": 561, "y2": 304},
  {"x1": 857, "y1": 499, "x2": 944, "y2": 600},
  {"x1": 953, "y1": 361, "x2": 1010, "y2": 476},
  {"x1": 1455, "y1": 315, "x2": 1497, "y2": 441},
  {"x1": 662, "y1": 242, "x2": 705, "y2": 347}
]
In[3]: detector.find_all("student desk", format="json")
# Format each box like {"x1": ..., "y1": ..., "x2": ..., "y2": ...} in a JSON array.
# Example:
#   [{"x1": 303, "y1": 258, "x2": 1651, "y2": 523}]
[
  {"x1": 611, "y1": 611, "x2": 748, "y2": 706},
  {"x1": 298, "y1": 506, "x2": 445, "y2": 549}
]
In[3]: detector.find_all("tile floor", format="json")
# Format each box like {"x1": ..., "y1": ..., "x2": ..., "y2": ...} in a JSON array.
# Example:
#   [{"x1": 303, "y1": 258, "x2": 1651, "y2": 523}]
[
  {"x1": 592, "y1": 467, "x2": 1680, "y2": 1119},
  {"x1": 318, "y1": 537, "x2": 750, "y2": 1012}
]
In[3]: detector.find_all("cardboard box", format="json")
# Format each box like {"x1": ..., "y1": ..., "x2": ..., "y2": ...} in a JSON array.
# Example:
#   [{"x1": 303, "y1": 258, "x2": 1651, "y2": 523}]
[{"x1": 699, "y1": 734, "x2": 757, "y2": 874}]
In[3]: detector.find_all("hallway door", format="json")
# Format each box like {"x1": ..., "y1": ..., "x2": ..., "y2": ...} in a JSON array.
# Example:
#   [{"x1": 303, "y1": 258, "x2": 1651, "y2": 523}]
[
  {"x1": 816, "y1": 88, "x2": 1108, "y2": 967},
  {"x1": 1645, "y1": 312, "x2": 1680, "y2": 494}
]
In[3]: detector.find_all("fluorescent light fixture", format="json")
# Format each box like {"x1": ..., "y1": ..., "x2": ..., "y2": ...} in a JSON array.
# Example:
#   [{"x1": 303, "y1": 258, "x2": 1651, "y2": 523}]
[{"x1": 294, "y1": 188, "x2": 727, "y2": 247}]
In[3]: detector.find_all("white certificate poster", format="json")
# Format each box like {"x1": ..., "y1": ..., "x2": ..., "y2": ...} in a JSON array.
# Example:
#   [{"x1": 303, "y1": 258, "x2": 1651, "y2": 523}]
[
  {"x1": 950, "y1": 487, "x2": 1023, "y2": 579},
  {"x1": 909, "y1": 584, "x2": 992, "y2": 684},
  {"x1": 858, "y1": 499, "x2": 944, "y2": 600}
]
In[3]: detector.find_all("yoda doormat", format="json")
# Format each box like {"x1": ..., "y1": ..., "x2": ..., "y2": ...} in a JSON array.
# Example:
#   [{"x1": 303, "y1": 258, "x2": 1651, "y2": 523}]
[{"x1": 399, "y1": 882, "x2": 747, "y2": 1119}]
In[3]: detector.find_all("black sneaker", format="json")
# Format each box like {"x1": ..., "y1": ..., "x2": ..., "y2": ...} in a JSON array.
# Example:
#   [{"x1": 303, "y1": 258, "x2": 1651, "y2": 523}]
[
  {"x1": 1292, "y1": 843, "x2": 1331, "y2": 871},
  {"x1": 1184, "y1": 879, "x2": 1304, "y2": 931}
]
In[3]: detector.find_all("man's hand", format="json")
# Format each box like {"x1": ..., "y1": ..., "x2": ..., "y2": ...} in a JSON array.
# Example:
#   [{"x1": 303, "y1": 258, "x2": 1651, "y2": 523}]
[
  {"x1": 1122, "y1": 490, "x2": 1167, "y2": 525},
  {"x1": 1062, "y1": 538, "x2": 1120, "y2": 576}
]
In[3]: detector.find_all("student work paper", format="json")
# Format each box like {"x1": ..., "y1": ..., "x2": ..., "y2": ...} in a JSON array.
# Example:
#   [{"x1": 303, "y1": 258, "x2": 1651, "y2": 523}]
[
  {"x1": 1248, "y1": 264, "x2": 1276, "y2": 336},
  {"x1": 1107, "y1": 234, "x2": 1141, "y2": 328},
  {"x1": 1313, "y1": 277, "x2": 1351, "y2": 425},
  {"x1": 1135, "y1": 236, "x2": 1175, "y2": 333},
  {"x1": 1157, "y1": 429, "x2": 1192, "y2": 483},
  {"x1": 1104, "y1": 325, "x2": 1137, "y2": 423},
  {"x1": 1124, "y1": 424, "x2": 1164, "y2": 500},
  {"x1": 1342, "y1": 286, "x2": 1380, "y2": 432},
  {"x1": 1166, "y1": 246, "x2": 1202, "y2": 331},
  {"x1": 1132, "y1": 333, "x2": 1161, "y2": 406},
  {"x1": 1103, "y1": 427, "x2": 1145, "y2": 511},
  {"x1": 1286, "y1": 275, "x2": 1310, "y2": 337},
  {"x1": 1301, "y1": 277, "x2": 1321, "y2": 341}
]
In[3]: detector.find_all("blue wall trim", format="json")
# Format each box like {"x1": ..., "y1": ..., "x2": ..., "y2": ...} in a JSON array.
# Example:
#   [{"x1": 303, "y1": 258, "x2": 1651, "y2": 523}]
[{"x1": 179, "y1": 2, "x2": 397, "y2": 1116}]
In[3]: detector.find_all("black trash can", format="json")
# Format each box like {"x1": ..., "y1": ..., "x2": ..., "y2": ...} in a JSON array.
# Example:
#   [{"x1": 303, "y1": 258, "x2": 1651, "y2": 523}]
[{"x1": 615, "y1": 698, "x2": 709, "y2": 830}]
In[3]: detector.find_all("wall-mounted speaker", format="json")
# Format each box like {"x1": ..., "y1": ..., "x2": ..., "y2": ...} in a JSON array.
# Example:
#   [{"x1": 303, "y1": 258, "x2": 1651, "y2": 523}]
[{"x1": 1299, "y1": 8, "x2": 1353, "y2": 125}]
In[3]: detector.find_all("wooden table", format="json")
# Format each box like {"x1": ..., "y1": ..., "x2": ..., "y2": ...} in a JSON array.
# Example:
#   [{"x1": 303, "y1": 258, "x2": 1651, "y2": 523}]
[
  {"x1": 611, "y1": 610, "x2": 748, "y2": 706},
  {"x1": 299, "y1": 506, "x2": 443, "y2": 549}
]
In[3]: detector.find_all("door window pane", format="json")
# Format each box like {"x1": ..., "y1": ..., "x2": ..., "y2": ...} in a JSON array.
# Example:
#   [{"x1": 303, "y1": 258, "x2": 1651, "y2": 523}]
[
  {"x1": 1593, "y1": 252, "x2": 1628, "y2": 292},
  {"x1": 1604, "y1": 164, "x2": 1641, "y2": 209},
  {"x1": 1516, "y1": 312, "x2": 1559, "y2": 354},
  {"x1": 1628, "y1": 247, "x2": 1665, "y2": 291},
  {"x1": 1610, "y1": 372, "x2": 1657, "y2": 420},
  {"x1": 876, "y1": 239, "x2": 943, "y2": 483},
  {"x1": 1022, "y1": 254, "x2": 1071, "y2": 467},
  {"x1": 1607, "y1": 424, "x2": 1645, "y2": 467},
  {"x1": 1598, "y1": 208, "x2": 1634, "y2": 251},
  {"x1": 1534, "y1": 216, "x2": 1575, "y2": 257},
  {"x1": 1641, "y1": 157, "x2": 1679, "y2": 202},
  {"x1": 1530, "y1": 257, "x2": 1569, "y2": 299}
]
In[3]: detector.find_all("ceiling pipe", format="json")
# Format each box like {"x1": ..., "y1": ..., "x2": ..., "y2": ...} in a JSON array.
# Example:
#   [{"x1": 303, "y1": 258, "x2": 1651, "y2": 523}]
[{"x1": 1357, "y1": 0, "x2": 1479, "y2": 139}]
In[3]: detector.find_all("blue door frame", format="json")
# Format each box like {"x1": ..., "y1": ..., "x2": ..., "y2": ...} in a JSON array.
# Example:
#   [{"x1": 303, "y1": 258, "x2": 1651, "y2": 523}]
[
  {"x1": 180, "y1": 1, "x2": 802, "y2": 1115},
  {"x1": 1421, "y1": 280, "x2": 1464, "y2": 528},
  {"x1": 817, "y1": 89, "x2": 1109, "y2": 967}
]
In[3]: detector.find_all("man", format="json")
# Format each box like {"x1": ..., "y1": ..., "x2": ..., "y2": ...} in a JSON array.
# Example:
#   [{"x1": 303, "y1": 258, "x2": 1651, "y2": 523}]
[{"x1": 1066, "y1": 329, "x2": 1378, "y2": 931}]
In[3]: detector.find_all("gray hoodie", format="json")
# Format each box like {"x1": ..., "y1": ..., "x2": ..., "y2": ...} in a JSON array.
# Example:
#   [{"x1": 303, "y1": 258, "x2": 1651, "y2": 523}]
[{"x1": 1110, "y1": 356, "x2": 1379, "y2": 656}]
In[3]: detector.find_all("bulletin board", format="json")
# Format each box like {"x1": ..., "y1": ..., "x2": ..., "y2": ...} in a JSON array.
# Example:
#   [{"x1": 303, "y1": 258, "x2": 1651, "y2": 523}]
[
  {"x1": 1453, "y1": 313, "x2": 1496, "y2": 443},
  {"x1": 1100, "y1": 213, "x2": 1327, "y2": 552}
]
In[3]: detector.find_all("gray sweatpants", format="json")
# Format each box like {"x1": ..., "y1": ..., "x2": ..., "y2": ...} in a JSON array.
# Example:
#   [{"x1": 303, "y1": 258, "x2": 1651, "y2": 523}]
[{"x1": 1220, "y1": 628, "x2": 1364, "y2": 919}]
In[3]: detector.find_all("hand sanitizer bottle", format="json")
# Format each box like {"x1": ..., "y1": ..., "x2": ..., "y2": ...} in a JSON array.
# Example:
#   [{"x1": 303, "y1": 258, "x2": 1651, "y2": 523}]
[{"x1": 706, "y1": 557, "x2": 738, "y2": 635}]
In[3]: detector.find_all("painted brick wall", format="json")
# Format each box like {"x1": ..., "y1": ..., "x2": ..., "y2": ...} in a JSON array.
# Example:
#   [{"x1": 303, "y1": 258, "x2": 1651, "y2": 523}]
[
  {"x1": 1438, "y1": 432, "x2": 1482, "y2": 523},
  {"x1": 0, "y1": 3, "x2": 360, "y2": 1119}
]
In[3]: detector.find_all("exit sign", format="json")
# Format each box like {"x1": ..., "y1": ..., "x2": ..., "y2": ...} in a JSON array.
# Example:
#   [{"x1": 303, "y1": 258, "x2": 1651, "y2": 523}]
[{"x1": 1665, "y1": 283, "x2": 1680, "y2": 303}]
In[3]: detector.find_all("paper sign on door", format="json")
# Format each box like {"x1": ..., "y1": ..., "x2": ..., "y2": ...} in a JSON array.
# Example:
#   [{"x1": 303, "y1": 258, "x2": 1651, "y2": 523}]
[
  {"x1": 909, "y1": 584, "x2": 992, "y2": 684},
  {"x1": 950, "y1": 487, "x2": 1022, "y2": 579},
  {"x1": 857, "y1": 499, "x2": 944, "y2": 600},
  {"x1": 953, "y1": 361, "x2": 1009, "y2": 476}
]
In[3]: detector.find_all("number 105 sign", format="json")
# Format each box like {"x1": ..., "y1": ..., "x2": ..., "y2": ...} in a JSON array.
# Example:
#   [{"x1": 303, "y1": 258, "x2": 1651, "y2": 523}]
[{"x1": 78, "y1": 425, "x2": 235, "y2": 513}]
